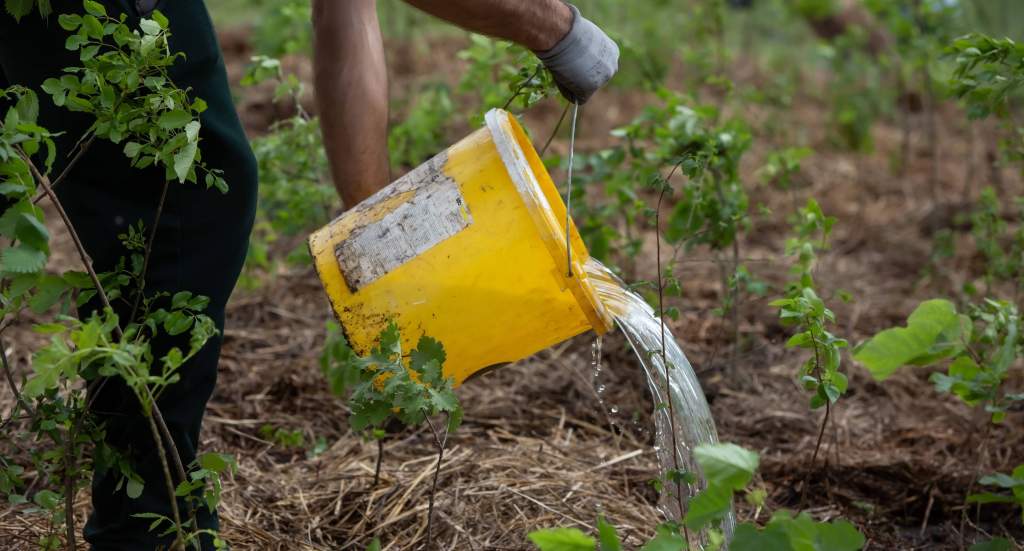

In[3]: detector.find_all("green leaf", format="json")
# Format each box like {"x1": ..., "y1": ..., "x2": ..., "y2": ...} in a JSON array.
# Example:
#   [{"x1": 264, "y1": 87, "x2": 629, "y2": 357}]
[
  {"x1": 126, "y1": 478, "x2": 144, "y2": 499},
  {"x1": 29, "y1": 275, "x2": 68, "y2": 314},
  {"x1": 528, "y1": 528, "x2": 595, "y2": 551},
  {"x1": 640, "y1": 524, "x2": 687, "y2": 551},
  {"x1": 966, "y1": 492, "x2": 1016, "y2": 505},
  {"x1": 597, "y1": 516, "x2": 621, "y2": 551},
  {"x1": 756, "y1": 511, "x2": 865, "y2": 551},
  {"x1": 199, "y1": 452, "x2": 235, "y2": 474},
  {"x1": 139, "y1": 18, "x2": 161, "y2": 36},
  {"x1": 33, "y1": 322, "x2": 67, "y2": 334},
  {"x1": 412, "y1": 335, "x2": 446, "y2": 369},
  {"x1": 365, "y1": 539, "x2": 382, "y2": 551},
  {"x1": 57, "y1": 12, "x2": 82, "y2": 31},
  {"x1": 685, "y1": 483, "x2": 733, "y2": 530},
  {"x1": 4, "y1": 0, "x2": 33, "y2": 21},
  {"x1": 16, "y1": 211, "x2": 49, "y2": 250},
  {"x1": 123, "y1": 141, "x2": 142, "y2": 158},
  {"x1": 173, "y1": 141, "x2": 197, "y2": 183},
  {"x1": 163, "y1": 311, "x2": 193, "y2": 336},
  {"x1": 730, "y1": 522, "x2": 790, "y2": 551},
  {"x1": 184, "y1": 120, "x2": 201, "y2": 143},
  {"x1": 83, "y1": 0, "x2": 105, "y2": 16},
  {"x1": 158, "y1": 109, "x2": 192, "y2": 130},
  {"x1": 427, "y1": 387, "x2": 458, "y2": 415},
  {"x1": 82, "y1": 14, "x2": 103, "y2": 38},
  {"x1": 349, "y1": 400, "x2": 391, "y2": 431},
  {"x1": 64, "y1": 33, "x2": 86, "y2": 52},
  {"x1": 446, "y1": 406, "x2": 463, "y2": 432},
  {"x1": 853, "y1": 299, "x2": 960, "y2": 380},
  {"x1": 695, "y1": 443, "x2": 759, "y2": 490},
  {"x1": 815, "y1": 519, "x2": 866, "y2": 551},
  {"x1": 171, "y1": 291, "x2": 193, "y2": 309},
  {"x1": 15, "y1": 89, "x2": 39, "y2": 123},
  {"x1": 0, "y1": 244, "x2": 46, "y2": 274},
  {"x1": 150, "y1": 10, "x2": 169, "y2": 28},
  {"x1": 32, "y1": 489, "x2": 61, "y2": 510},
  {"x1": 970, "y1": 538, "x2": 1012, "y2": 551},
  {"x1": 978, "y1": 472, "x2": 1024, "y2": 489}
]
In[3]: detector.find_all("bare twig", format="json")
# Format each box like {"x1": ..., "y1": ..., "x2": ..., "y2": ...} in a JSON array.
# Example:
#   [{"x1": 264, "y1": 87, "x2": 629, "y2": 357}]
[
  {"x1": 31, "y1": 136, "x2": 95, "y2": 205},
  {"x1": 373, "y1": 438, "x2": 384, "y2": 487},
  {"x1": 653, "y1": 162, "x2": 691, "y2": 542},
  {"x1": 422, "y1": 412, "x2": 450, "y2": 550},
  {"x1": 0, "y1": 334, "x2": 34, "y2": 418},
  {"x1": 147, "y1": 413, "x2": 185, "y2": 551},
  {"x1": 64, "y1": 431, "x2": 78, "y2": 551},
  {"x1": 22, "y1": 151, "x2": 121, "y2": 341},
  {"x1": 129, "y1": 179, "x2": 171, "y2": 324},
  {"x1": 541, "y1": 103, "x2": 571, "y2": 157}
]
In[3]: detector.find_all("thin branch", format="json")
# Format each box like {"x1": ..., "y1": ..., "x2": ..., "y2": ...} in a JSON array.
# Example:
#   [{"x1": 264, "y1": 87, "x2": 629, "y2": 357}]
[
  {"x1": 0, "y1": 334, "x2": 34, "y2": 418},
  {"x1": 799, "y1": 322, "x2": 832, "y2": 512},
  {"x1": 541, "y1": 103, "x2": 571, "y2": 157},
  {"x1": 373, "y1": 438, "x2": 384, "y2": 487},
  {"x1": 422, "y1": 412, "x2": 450, "y2": 550},
  {"x1": 654, "y1": 161, "x2": 690, "y2": 542},
  {"x1": 31, "y1": 136, "x2": 95, "y2": 205},
  {"x1": 501, "y1": 65, "x2": 544, "y2": 111},
  {"x1": 129, "y1": 179, "x2": 170, "y2": 323},
  {"x1": 64, "y1": 430, "x2": 78, "y2": 551},
  {"x1": 147, "y1": 413, "x2": 185, "y2": 551},
  {"x1": 22, "y1": 151, "x2": 121, "y2": 341}
]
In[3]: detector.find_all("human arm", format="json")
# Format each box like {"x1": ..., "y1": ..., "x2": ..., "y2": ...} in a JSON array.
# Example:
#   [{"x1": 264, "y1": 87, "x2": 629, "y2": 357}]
[
  {"x1": 312, "y1": 0, "x2": 390, "y2": 208},
  {"x1": 402, "y1": 0, "x2": 573, "y2": 51},
  {"x1": 312, "y1": 0, "x2": 618, "y2": 208},
  {"x1": 406, "y1": 0, "x2": 619, "y2": 103}
]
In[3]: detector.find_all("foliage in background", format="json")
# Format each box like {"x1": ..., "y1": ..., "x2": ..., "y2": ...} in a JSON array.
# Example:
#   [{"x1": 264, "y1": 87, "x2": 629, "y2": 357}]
[
  {"x1": 457, "y1": 35, "x2": 557, "y2": 124},
  {"x1": 949, "y1": 32, "x2": 1024, "y2": 164},
  {"x1": 856, "y1": 298, "x2": 1021, "y2": 424},
  {"x1": 388, "y1": 84, "x2": 454, "y2": 169},
  {"x1": 772, "y1": 199, "x2": 849, "y2": 412},
  {"x1": 240, "y1": 56, "x2": 332, "y2": 279}
]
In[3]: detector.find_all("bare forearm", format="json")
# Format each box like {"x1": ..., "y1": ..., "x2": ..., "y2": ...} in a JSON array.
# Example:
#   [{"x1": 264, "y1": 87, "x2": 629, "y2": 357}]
[
  {"x1": 403, "y1": 0, "x2": 572, "y2": 51},
  {"x1": 312, "y1": 0, "x2": 390, "y2": 208}
]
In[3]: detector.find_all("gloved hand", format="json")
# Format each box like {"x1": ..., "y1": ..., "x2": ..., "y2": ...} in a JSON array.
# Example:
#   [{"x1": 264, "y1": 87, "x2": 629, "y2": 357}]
[{"x1": 535, "y1": 4, "x2": 619, "y2": 104}]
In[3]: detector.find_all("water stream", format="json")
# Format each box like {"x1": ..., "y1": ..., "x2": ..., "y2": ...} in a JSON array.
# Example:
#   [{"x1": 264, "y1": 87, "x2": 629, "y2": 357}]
[{"x1": 585, "y1": 258, "x2": 735, "y2": 545}]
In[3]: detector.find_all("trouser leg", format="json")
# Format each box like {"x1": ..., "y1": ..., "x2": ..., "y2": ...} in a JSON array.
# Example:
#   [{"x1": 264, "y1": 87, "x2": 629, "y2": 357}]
[{"x1": 68, "y1": 183, "x2": 236, "y2": 550}]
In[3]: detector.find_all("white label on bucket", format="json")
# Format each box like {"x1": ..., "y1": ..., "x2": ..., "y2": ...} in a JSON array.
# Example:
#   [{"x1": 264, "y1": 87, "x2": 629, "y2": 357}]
[{"x1": 335, "y1": 153, "x2": 472, "y2": 291}]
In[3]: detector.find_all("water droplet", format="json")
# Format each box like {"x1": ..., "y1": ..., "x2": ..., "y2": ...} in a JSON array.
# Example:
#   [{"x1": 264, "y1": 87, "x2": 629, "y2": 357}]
[
  {"x1": 597, "y1": 384, "x2": 606, "y2": 393},
  {"x1": 610, "y1": 406, "x2": 619, "y2": 414}
]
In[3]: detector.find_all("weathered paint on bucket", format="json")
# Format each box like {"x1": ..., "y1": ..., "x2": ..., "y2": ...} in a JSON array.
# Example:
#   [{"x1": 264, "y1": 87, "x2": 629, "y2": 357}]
[{"x1": 309, "y1": 109, "x2": 613, "y2": 384}]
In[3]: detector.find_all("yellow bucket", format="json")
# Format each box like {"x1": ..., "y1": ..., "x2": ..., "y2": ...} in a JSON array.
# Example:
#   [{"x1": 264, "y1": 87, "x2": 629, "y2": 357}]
[{"x1": 309, "y1": 109, "x2": 613, "y2": 384}]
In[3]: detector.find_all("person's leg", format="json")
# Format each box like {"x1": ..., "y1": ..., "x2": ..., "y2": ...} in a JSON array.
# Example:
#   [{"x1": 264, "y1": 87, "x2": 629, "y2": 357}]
[
  {"x1": 77, "y1": 1, "x2": 258, "y2": 547},
  {"x1": 1, "y1": 2, "x2": 256, "y2": 549}
]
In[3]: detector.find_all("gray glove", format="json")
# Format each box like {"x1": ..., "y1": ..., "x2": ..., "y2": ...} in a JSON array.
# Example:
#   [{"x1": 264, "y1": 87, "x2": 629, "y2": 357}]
[{"x1": 535, "y1": 4, "x2": 619, "y2": 104}]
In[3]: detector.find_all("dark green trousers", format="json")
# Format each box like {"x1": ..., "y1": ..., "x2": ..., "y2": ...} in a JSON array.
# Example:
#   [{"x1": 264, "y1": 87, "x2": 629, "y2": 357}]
[{"x1": 1, "y1": 2, "x2": 257, "y2": 549}]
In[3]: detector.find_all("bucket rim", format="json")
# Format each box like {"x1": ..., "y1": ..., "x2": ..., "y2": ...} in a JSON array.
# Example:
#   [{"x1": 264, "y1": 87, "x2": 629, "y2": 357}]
[{"x1": 484, "y1": 108, "x2": 614, "y2": 334}]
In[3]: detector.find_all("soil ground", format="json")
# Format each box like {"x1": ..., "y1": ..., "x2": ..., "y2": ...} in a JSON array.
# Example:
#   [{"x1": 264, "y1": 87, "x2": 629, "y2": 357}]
[{"x1": 2, "y1": 27, "x2": 1024, "y2": 551}]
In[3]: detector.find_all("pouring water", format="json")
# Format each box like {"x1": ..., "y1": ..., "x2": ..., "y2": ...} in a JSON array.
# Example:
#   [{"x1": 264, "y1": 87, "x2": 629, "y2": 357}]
[{"x1": 585, "y1": 258, "x2": 735, "y2": 546}]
